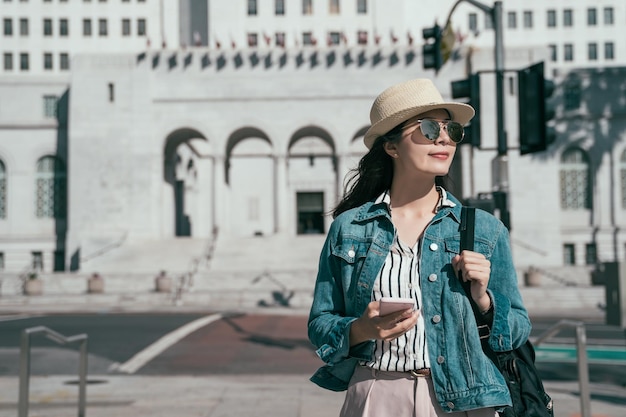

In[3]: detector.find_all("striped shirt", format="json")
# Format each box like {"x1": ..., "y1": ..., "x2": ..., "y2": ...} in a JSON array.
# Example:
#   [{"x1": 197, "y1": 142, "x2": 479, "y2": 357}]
[{"x1": 364, "y1": 187, "x2": 456, "y2": 372}]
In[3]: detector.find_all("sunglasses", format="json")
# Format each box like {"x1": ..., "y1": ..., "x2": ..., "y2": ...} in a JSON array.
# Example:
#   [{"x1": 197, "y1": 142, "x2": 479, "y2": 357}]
[{"x1": 414, "y1": 119, "x2": 465, "y2": 144}]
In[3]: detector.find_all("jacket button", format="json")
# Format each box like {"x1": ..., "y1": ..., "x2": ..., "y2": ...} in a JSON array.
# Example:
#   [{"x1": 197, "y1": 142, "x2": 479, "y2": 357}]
[
  {"x1": 348, "y1": 250, "x2": 355, "y2": 257},
  {"x1": 447, "y1": 402, "x2": 455, "y2": 410},
  {"x1": 429, "y1": 243, "x2": 438, "y2": 251},
  {"x1": 428, "y1": 273, "x2": 437, "y2": 282},
  {"x1": 437, "y1": 355, "x2": 445, "y2": 364},
  {"x1": 432, "y1": 315, "x2": 441, "y2": 323}
]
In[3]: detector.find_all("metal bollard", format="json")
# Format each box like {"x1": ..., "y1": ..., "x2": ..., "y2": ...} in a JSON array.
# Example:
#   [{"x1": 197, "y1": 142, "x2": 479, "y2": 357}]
[{"x1": 18, "y1": 326, "x2": 88, "y2": 417}]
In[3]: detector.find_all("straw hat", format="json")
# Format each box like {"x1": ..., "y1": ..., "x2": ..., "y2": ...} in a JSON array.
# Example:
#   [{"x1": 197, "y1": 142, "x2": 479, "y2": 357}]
[{"x1": 363, "y1": 78, "x2": 475, "y2": 149}]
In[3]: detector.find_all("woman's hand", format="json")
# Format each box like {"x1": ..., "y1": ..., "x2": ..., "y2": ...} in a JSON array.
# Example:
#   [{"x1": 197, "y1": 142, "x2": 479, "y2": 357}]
[
  {"x1": 452, "y1": 250, "x2": 492, "y2": 313},
  {"x1": 349, "y1": 301, "x2": 419, "y2": 346}
]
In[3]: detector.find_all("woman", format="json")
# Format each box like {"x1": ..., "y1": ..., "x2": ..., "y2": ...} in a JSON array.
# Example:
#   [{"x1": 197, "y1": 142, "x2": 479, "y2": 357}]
[{"x1": 308, "y1": 78, "x2": 531, "y2": 417}]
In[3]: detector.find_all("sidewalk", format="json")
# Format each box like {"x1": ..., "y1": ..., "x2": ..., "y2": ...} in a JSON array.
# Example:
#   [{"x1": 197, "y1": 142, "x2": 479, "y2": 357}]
[
  {"x1": 0, "y1": 285, "x2": 623, "y2": 417},
  {"x1": 1, "y1": 374, "x2": 625, "y2": 417}
]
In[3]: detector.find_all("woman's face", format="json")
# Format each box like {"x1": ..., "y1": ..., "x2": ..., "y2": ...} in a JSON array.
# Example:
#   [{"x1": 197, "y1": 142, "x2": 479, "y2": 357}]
[{"x1": 384, "y1": 109, "x2": 458, "y2": 179}]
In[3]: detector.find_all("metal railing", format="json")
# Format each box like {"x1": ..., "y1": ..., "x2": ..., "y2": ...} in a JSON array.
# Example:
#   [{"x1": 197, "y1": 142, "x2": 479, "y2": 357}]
[
  {"x1": 533, "y1": 319, "x2": 591, "y2": 417},
  {"x1": 19, "y1": 326, "x2": 88, "y2": 417}
]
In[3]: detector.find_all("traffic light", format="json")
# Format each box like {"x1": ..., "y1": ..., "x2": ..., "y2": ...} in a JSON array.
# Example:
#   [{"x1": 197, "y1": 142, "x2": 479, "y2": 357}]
[
  {"x1": 422, "y1": 24, "x2": 442, "y2": 72},
  {"x1": 451, "y1": 73, "x2": 480, "y2": 147},
  {"x1": 518, "y1": 62, "x2": 556, "y2": 155}
]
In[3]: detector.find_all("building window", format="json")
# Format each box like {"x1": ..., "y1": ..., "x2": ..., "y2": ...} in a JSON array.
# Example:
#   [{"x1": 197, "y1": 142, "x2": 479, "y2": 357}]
[
  {"x1": 563, "y1": 9, "x2": 573, "y2": 26},
  {"x1": 604, "y1": 7, "x2": 614, "y2": 25},
  {"x1": 98, "y1": 19, "x2": 107, "y2": 36},
  {"x1": 302, "y1": 31, "x2": 316, "y2": 45},
  {"x1": 43, "y1": 95, "x2": 57, "y2": 118},
  {"x1": 275, "y1": 0, "x2": 285, "y2": 15},
  {"x1": 564, "y1": 43, "x2": 574, "y2": 61},
  {"x1": 122, "y1": 19, "x2": 131, "y2": 36},
  {"x1": 547, "y1": 10, "x2": 556, "y2": 27},
  {"x1": 588, "y1": 43, "x2": 597, "y2": 60},
  {"x1": 507, "y1": 11, "x2": 517, "y2": 29},
  {"x1": 20, "y1": 53, "x2": 29, "y2": 70},
  {"x1": 328, "y1": 31, "x2": 340, "y2": 45},
  {"x1": 585, "y1": 243, "x2": 597, "y2": 265},
  {"x1": 3, "y1": 18, "x2": 13, "y2": 36},
  {"x1": 137, "y1": 19, "x2": 146, "y2": 36},
  {"x1": 549, "y1": 44, "x2": 557, "y2": 62},
  {"x1": 247, "y1": 33, "x2": 258, "y2": 47},
  {"x1": 35, "y1": 156, "x2": 66, "y2": 219},
  {"x1": 587, "y1": 8, "x2": 597, "y2": 26},
  {"x1": 83, "y1": 19, "x2": 92, "y2": 36},
  {"x1": 484, "y1": 11, "x2": 493, "y2": 29},
  {"x1": 357, "y1": 30, "x2": 367, "y2": 45},
  {"x1": 275, "y1": 32, "x2": 285, "y2": 47},
  {"x1": 43, "y1": 18, "x2": 52, "y2": 36},
  {"x1": 563, "y1": 243, "x2": 576, "y2": 265},
  {"x1": 329, "y1": 0, "x2": 340, "y2": 14},
  {"x1": 60, "y1": 53, "x2": 69, "y2": 70},
  {"x1": 302, "y1": 0, "x2": 312, "y2": 15},
  {"x1": 0, "y1": 160, "x2": 5, "y2": 219},
  {"x1": 59, "y1": 18, "x2": 68, "y2": 36},
  {"x1": 0, "y1": 253, "x2": 4, "y2": 270},
  {"x1": 560, "y1": 148, "x2": 591, "y2": 210},
  {"x1": 3, "y1": 53, "x2": 12, "y2": 70},
  {"x1": 563, "y1": 79, "x2": 581, "y2": 111},
  {"x1": 43, "y1": 52, "x2": 53, "y2": 70},
  {"x1": 32, "y1": 252, "x2": 43, "y2": 271},
  {"x1": 605, "y1": 42, "x2": 614, "y2": 60},
  {"x1": 357, "y1": 0, "x2": 366, "y2": 14},
  {"x1": 468, "y1": 13, "x2": 477, "y2": 32},
  {"x1": 248, "y1": 0, "x2": 257, "y2": 16},
  {"x1": 523, "y1": 11, "x2": 533, "y2": 28},
  {"x1": 19, "y1": 18, "x2": 28, "y2": 36}
]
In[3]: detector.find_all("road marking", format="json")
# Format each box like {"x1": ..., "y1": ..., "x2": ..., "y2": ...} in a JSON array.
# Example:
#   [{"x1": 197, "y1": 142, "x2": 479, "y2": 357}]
[
  {"x1": 116, "y1": 313, "x2": 223, "y2": 374},
  {"x1": 0, "y1": 314, "x2": 42, "y2": 322}
]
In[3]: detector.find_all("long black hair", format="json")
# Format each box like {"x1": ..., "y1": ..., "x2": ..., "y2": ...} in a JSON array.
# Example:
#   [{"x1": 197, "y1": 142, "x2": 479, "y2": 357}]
[{"x1": 332, "y1": 122, "x2": 449, "y2": 218}]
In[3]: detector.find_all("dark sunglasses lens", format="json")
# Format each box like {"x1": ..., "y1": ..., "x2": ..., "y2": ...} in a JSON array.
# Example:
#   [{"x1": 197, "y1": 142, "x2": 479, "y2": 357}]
[
  {"x1": 420, "y1": 119, "x2": 440, "y2": 140},
  {"x1": 446, "y1": 121, "x2": 464, "y2": 143}
]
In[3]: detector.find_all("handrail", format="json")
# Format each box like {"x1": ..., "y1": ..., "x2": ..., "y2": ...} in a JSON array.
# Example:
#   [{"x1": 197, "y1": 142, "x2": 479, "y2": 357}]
[
  {"x1": 532, "y1": 319, "x2": 591, "y2": 417},
  {"x1": 172, "y1": 226, "x2": 219, "y2": 305},
  {"x1": 19, "y1": 326, "x2": 88, "y2": 417},
  {"x1": 80, "y1": 231, "x2": 128, "y2": 263}
]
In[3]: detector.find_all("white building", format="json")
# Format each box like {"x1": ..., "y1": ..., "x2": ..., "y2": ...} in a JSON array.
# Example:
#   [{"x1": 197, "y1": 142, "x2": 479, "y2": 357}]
[{"x1": 0, "y1": 0, "x2": 625, "y2": 286}]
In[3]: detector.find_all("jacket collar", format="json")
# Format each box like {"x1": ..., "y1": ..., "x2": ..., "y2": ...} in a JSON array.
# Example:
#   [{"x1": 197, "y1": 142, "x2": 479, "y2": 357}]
[{"x1": 353, "y1": 189, "x2": 465, "y2": 224}]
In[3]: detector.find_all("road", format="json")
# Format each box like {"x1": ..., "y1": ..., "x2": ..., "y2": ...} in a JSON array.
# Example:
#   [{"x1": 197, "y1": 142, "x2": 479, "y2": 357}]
[{"x1": 0, "y1": 313, "x2": 624, "y2": 387}]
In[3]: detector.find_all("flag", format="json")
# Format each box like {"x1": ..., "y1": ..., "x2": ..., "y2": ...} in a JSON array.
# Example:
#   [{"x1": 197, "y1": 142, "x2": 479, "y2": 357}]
[
  {"x1": 407, "y1": 31, "x2": 413, "y2": 45},
  {"x1": 264, "y1": 32, "x2": 272, "y2": 46},
  {"x1": 390, "y1": 29, "x2": 398, "y2": 44},
  {"x1": 340, "y1": 31, "x2": 347, "y2": 45},
  {"x1": 231, "y1": 35, "x2": 237, "y2": 49},
  {"x1": 374, "y1": 30, "x2": 381, "y2": 45},
  {"x1": 440, "y1": 21, "x2": 456, "y2": 65}
]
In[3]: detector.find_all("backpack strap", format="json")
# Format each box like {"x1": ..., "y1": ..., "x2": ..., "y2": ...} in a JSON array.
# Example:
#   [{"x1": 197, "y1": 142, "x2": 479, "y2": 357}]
[{"x1": 459, "y1": 206, "x2": 492, "y2": 333}]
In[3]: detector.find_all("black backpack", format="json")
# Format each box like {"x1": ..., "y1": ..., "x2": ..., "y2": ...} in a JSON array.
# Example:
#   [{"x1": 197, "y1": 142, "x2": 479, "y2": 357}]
[{"x1": 460, "y1": 207, "x2": 554, "y2": 417}]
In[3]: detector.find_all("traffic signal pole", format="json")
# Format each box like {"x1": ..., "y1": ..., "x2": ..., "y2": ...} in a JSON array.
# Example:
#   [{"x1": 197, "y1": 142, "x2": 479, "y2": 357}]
[{"x1": 446, "y1": 1, "x2": 510, "y2": 227}]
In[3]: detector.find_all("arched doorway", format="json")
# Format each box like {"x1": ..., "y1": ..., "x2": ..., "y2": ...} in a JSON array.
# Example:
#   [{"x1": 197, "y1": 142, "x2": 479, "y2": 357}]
[
  {"x1": 163, "y1": 128, "x2": 211, "y2": 237},
  {"x1": 288, "y1": 126, "x2": 337, "y2": 235},
  {"x1": 226, "y1": 127, "x2": 274, "y2": 237}
]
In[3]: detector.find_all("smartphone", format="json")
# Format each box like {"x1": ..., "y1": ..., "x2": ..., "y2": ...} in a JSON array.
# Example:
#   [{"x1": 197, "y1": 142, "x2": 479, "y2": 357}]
[{"x1": 379, "y1": 297, "x2": 416, "y2": 316}]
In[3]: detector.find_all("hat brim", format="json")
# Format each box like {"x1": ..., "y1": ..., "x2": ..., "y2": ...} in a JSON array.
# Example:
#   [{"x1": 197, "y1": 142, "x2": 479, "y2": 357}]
[{"x1": 363, "y1": 102, "x2": 475, "y2": 149}]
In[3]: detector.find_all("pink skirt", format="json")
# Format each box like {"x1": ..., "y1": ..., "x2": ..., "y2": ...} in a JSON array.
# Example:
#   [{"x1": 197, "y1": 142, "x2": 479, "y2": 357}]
[{"x1": 340, "y1": 366, "x2": 498, "y2": 417}]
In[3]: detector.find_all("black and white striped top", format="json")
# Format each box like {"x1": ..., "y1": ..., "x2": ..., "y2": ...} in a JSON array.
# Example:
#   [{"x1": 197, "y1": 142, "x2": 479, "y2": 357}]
[{"x1": 364, "y1": 187, "x2": 456, "y2": 372}]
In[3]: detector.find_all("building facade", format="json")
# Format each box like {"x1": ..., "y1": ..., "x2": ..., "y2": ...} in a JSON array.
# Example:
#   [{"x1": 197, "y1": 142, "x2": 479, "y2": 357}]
[{"x1": 1, "y1": 0, "x2": 626, "y2": 279}]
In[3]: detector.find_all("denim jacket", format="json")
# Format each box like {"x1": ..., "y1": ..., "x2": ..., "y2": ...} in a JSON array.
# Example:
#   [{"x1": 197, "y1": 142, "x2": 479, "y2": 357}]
[{"x1": 307, "y1": 193, "x2": 531, "y2": 413}]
